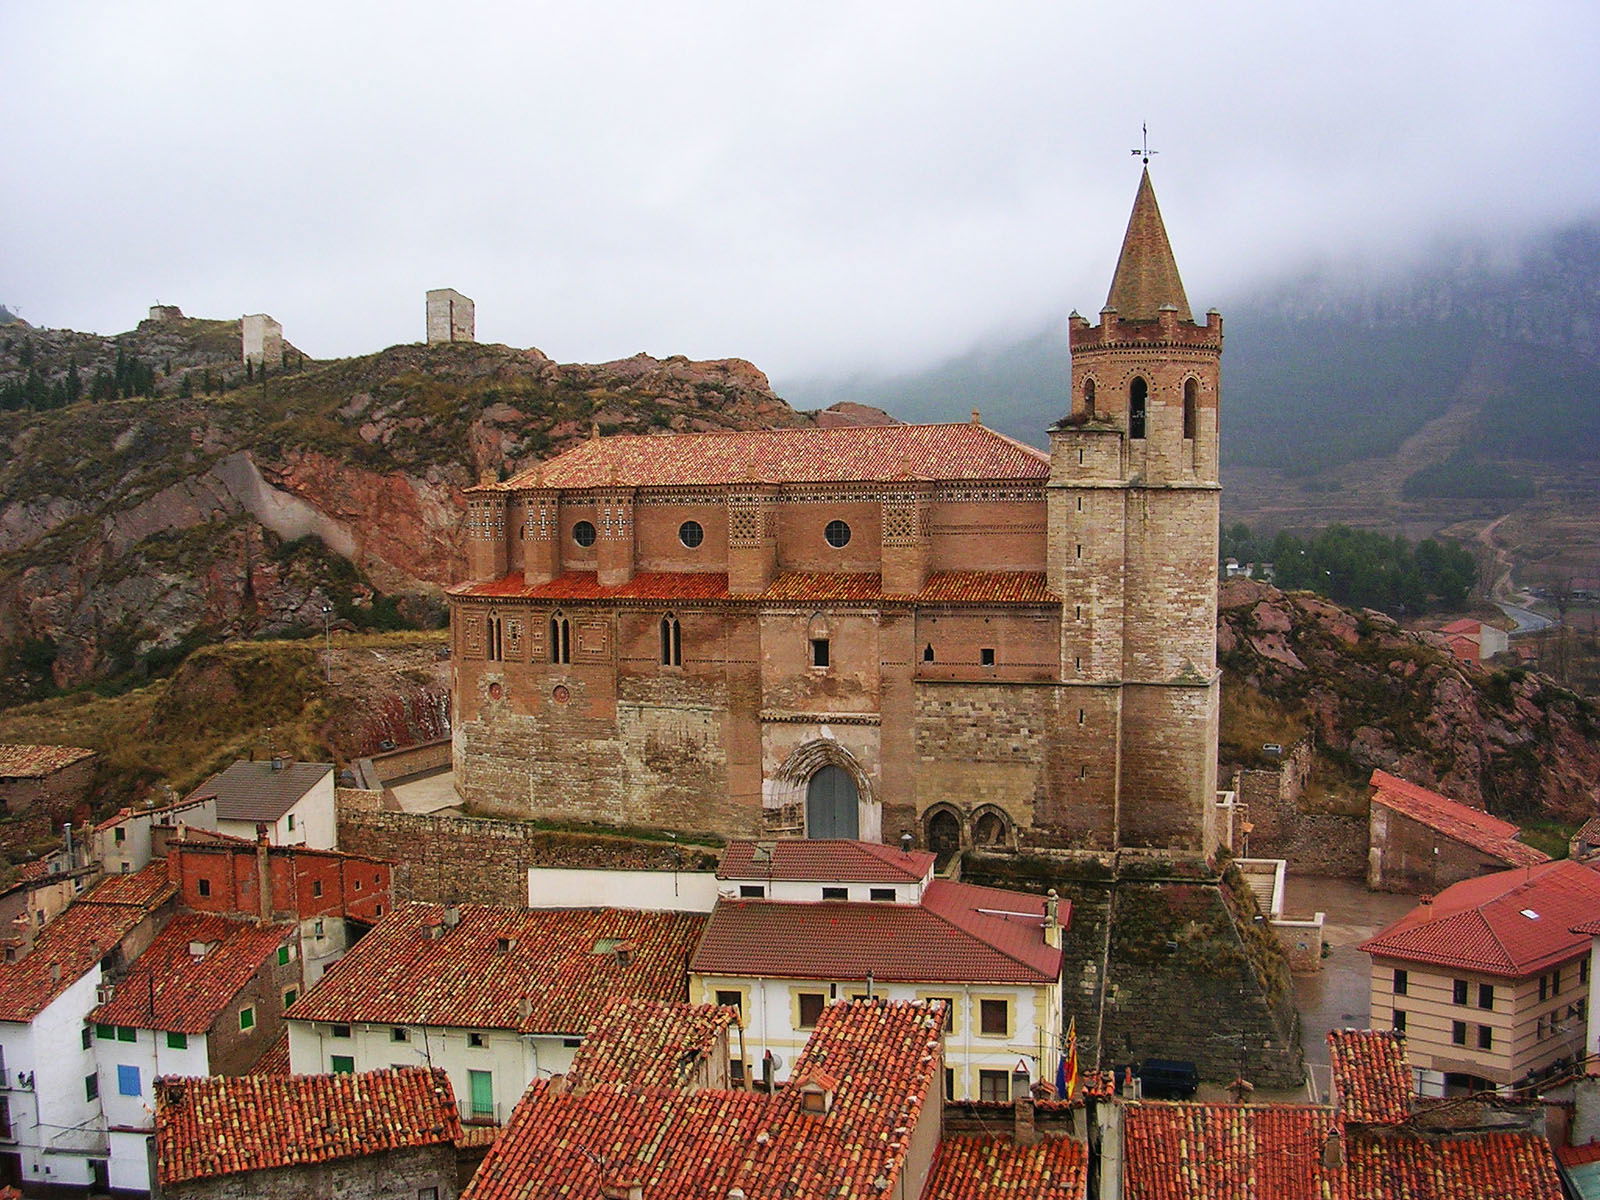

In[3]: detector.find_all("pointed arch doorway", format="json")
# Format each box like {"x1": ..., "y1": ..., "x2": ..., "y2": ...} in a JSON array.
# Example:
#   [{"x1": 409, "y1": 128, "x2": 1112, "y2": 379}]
[{"x1": 806, "y1": 765, "x2": 859, "y2": 840}]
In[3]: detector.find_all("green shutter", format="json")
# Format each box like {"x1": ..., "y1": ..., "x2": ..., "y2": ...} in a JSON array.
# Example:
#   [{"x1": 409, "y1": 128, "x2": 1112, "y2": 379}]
[
  {"x1": 95, "y1": 1023, "x2": 114, "y2": 1040},
  {"x1": 330, "y1": 1055, "x2": 354, "y2": 1075},
  {"x1": 116, "y1": 1026, "x2": 136, "y2": 1042},
  {"x1": 239, "y1": 1007, "x2": 256, "y2": 1031}
]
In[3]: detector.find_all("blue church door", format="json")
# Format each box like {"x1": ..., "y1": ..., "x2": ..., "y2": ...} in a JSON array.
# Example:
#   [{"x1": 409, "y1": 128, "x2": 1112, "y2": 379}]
[{"x1": 806, "y1": 765, "x2": 859, "y2": 840}]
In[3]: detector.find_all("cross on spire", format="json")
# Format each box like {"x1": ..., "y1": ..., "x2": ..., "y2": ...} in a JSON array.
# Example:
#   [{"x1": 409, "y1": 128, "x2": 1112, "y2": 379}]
[{"x1": 1130, "y1": 122, "x2": 1158, "y2": 166}]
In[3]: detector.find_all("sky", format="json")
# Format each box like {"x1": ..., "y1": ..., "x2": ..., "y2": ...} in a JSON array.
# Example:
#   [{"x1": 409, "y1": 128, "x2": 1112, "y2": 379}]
[{"x1": 5, "y1": 2, "x2": 1599, "y2": 385}]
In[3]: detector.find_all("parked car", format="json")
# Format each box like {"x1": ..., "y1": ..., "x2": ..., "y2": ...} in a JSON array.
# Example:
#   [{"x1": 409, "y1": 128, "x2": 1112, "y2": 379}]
[{"x1": 1137, "y1": 1058, "x2": 1200, "y2": 1100}]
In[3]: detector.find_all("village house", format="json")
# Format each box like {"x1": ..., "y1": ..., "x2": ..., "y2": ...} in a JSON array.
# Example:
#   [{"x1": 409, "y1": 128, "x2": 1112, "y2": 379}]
[
  {"x1": 448, "y1": 168, "x2": 1225, "y2": 860},
  {"x1": 1362, "y1": 858, "x2": 1600, "y2": 1095},
  {"x1": 688, "y1": 839, "x2": 1064, "y2": 1101},
  {"x1": 1432, "y1": 617, "x2": 1511, "y2": 664},
  {"x1": 92, "y1": 792, "x2": 218, "y2": 876},
  {"x1": 89, "y1": 912, "x2": 300, "y2": 1193},
  {"x1": 0, "y1": 871, "x2": 169, "y2": 1192},
  {"x1": 1366, "y1": 769, "x2": 1549, "y2": 893},
  {"x1": 183, "y1": 758, "x2": 337, "y2": 848},
  {"x1": 155, "y1": 1067, "x2": 464, "y2": 1200},
  {"x1": 0, "y1": 847, "x2": 94, "y2": 945},
  {"x1": 285, "y1": 902, "x2": 706, "y2": 1123},
  {"x1": 0, "y1": 745, "x2": 95, "y2": 816}
]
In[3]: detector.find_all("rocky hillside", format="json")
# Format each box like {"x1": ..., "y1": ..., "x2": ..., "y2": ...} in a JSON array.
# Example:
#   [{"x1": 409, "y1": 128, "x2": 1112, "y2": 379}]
[
  {"x1": 1219, "y1": 578, "x2": 1600, "y2": 822},
  {"x1": 0, "y1": 317, "x2": 817, "y2": 699}
]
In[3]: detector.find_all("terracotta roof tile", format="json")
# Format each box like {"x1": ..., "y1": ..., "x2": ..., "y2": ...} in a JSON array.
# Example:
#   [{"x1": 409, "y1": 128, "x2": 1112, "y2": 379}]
[
  {"x1": 462, "y1": 999, "x2": 946, "y2": 1200},
  {"x1": 155, "y1": 1067, "x2": 462, "y2": 1186},
  {"x1": 79, "y1": 862, "x2": 176, "y2": 911},
  {"x1": 1105, "y1": 168, "x2": 1193, "y2": 323},
  {"x1": 1345, "y1": 1128, "x2": 1563, "y2": 1199},
  {"x1": 0, "y1": 901, "x2": 149, "y2": 1021},
  {"x1": 718, "y1": 839, "x2": 935, "y2": 883},
  {"x1": 1327, "y1": 1030, "x2": 1411, "y2": 1126},
  {"x1": 1123, "y1": 1103, "x2": 1340, "y2": 1200},
  {"x1": 449, "y1": 569, "x2": 1056, "y2": 606},
  {"x1": 1360, "y1": 859, "x2": 1600, "y2": 977},
  {"x1": 924, "y1": 1134, "x2": 1088, "y2": 1200},
  {"x1": 248, "y1": 1031, "x2": 291, "y2": 1076},
  {"x1": 183, "y1": 760, "x2": 333, "y2": 823},
  {"x1": 690, "y1": 880, "x2": 1062, "y2": 985},
  {"x1": 288, "y1": 902, "x2": 704, "y2": 1033},
  {"x1": 93, "y1": 793, "x2": 214, "y2": 833},
  {"x1": 1369, "y1": 770, "x2": 1548, "y2": 868},
  {"x1": 566, "y1": 1000, "x2": 737, "y2": 1089},
  {"x1": 499, "y1": 423, "x2": 1050, "y2": 490},
  {"x1": 0, "y1": 744, "x2": 93, "y2": 778},
  {"x1": 1559, "y1": 1141, "x2": 1600, "y2": 1168},
  {"x1": 90, "y1": 912, "x2": 293, "y2": 1033},
  {"x1": 451, "y1": 570, "x2": 732, "y2": 601}
]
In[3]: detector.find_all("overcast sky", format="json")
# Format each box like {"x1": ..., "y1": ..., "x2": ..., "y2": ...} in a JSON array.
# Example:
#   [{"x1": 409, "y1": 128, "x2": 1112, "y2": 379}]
[{"x1": 5, "y1": 2, "x2": 1599, "y2": 385}]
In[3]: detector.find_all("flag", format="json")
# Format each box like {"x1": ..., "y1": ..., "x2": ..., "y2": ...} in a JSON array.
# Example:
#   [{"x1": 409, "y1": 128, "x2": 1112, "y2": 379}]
[{"x1": 1060, "y1": 1016, "x2": 1080, "y2": 1100}]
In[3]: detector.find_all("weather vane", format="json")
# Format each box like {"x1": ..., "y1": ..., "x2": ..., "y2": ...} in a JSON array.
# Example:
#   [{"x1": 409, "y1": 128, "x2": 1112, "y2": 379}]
[{"x1": 1130, "y1": 122, "x2": 1157, "y2": 166}]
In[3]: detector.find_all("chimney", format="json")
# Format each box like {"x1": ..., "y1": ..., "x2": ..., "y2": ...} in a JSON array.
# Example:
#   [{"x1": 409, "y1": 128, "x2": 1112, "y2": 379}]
[
  {"x1": 1321, "y1": 1128, "x2": 1343, "y2": 1170},
  {"x1": 517, "y1": 996, "x2": 532, "y2": 1022},
  {"x1": 1012, "y1": 1090, "x2": 1037, "y2": 1146},
  {"x1": 49, "y1": 961, "x2": 61, "y2": 984},
  {"x1": 271, "y1": 755, "x2": 283, "y2": 772},
  {"x1": 443, "y1": 904, "x2": 461, "y2": 929},
  {"x1": 1044, "y1": 889, "x2": 1062, "y2": 949},
  {"x1": 256, "y1": 833, "x2": 272, "y2": 923},
  {"x1": 900, "y1": 832, "x2": 913, "y2": 854},
  {"x1": 1228, "y1": 1076, "x2": 1255, "y2": 1103}
]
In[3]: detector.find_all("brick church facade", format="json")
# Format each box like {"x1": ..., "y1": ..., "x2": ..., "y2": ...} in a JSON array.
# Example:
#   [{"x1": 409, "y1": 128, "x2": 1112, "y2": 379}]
[{"x1": 448, "y1": 169, "x2": 1223, "y2": 855}]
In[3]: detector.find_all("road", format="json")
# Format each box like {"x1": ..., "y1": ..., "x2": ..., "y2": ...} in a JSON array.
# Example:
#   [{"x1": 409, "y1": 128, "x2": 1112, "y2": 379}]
[{"x1": 1495, "y1": 600, "x2": 1555, "y2": 635}]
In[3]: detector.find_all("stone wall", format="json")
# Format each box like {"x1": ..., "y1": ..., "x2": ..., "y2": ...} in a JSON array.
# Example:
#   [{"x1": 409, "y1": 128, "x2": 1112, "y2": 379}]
[
  {"x1": 1235, "y1": 738, "x2": 1367, "y2": 877},
  {"x1": 336, "y1": 806, "x2": 719, "y2": 905},
  {"x1": 168, "y1": 1143, "x2": 458, "y2": 1200},
  {"x1": 0, "y1": 754, "x2": 95, "y2": 815},
  {"x1": 241, "y1": 314, "x2": 282, "y2": 366},
  {"x1": 1367, "y1": 804, "x2": 1520, "y2": 893}
]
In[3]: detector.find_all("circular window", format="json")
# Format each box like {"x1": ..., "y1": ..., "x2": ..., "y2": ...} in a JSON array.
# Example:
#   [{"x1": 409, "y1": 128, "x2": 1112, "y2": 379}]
[
  {"x1": 487, "y1": 682, "x2": 503, "y2": 700},
  {"x1": 679, "y1": 520, "x2": 704, "y2": 548},
  {"x1": 552, "y1": 684, "x2": 570, "y2": 704},
  {"x1": 572, "y1": 520, "x2": 597, "y2": 547},
  {"x1": 824, "y1": 520, "x2": 851, "y2": 549}
]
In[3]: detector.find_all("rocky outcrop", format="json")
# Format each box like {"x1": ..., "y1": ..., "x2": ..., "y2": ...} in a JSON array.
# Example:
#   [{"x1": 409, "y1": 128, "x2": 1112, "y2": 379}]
[{"x1": 1220, "y1": 578, "x2": 1600, "y2": 822}]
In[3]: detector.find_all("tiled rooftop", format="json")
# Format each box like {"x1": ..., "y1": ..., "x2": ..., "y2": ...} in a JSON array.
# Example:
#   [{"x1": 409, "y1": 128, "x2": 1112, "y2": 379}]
[
  {"x1": 493, "y1": 422, "x2": 1050, "y2": 490},
  {"x1": 463, "y1": 999, "x2": 946, "y2": 1200},
  {"x1": 93, "y1": 792, "x2": 215, "y2": 832},
  {"x1": 450, "y1": 569, "x2": 1057, "y2": 606},
  {"x1": 1122, "y1": 1103, "x2": 1340, "y2": 1200},
  {"x1": 566, "y1": 999, "x2": 737, "y2": 1089},
  {"x1": 923, "y1": 1135, "x2": 1089, "y2": 1200},
  {"x1": 0, "y1": 901, "x2": 149, "y2": 1021},
  {"x1": 1369, "y1": 769, "x2": 1548, "y2": 868},
  {"x1": 155, "y1": 1067, "x2": 462, "y2": 1186},
  {"x1": 78, "y1": 861, "x2": 177, "y2": 911},
  {"x1": 1327, "y1": 1029, "x2": 1411, "y2": 1126},
  {"x1": 288, "y1": 902, "x2": 704, "y2": 1033},
  {"x1": 691, "y1": 879, "x2": 1062, "y2": 985},
  {"x1": 1345, "y1": 1128, "x2": 1563, "y2": 1199},
  {"x1": 0, "y1": 743, "x2": 93, "y2": 778},
  {"x1": 89, "y1": 912, "x2": 293, "y2": 1033},
  {"x1": 1558, "y1": 1140, "x2": 1600, "y2": 1168},
  {"x1": 248, "y1": 1031, "x2": 291, "y2": 1076},
  {"x1": 1360, "y1": 858, "x2": 1600, "y2": 976},
  {"x1": 184, "y1": 759, "x2": 333, "y2": 823},
  {"x1": 718, "y1": 838, "x2": 936, "y2": 884}
]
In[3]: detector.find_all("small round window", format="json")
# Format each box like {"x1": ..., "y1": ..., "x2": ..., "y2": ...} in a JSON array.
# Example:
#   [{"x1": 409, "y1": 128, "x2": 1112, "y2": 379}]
[
  {"x1": 572, "y1": 520, "x2": 597, "y2": 547},
  {"x1": 679, "y1": 520, "x2": 704, "y2": 548},
  {"x1": 824, "y1": 520, "x2": 851, "y2": 548}
]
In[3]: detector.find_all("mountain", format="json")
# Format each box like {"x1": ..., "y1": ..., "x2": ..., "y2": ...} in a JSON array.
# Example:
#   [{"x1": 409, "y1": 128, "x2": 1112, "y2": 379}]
[{"x1": 0, "y1": 318, "x2": 811, "y2": 701}]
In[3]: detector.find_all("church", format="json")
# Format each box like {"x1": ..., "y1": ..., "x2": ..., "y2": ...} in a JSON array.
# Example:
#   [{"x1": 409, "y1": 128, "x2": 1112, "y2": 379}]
[{"x1": 447, "y1": 169, "x2": 1223, "y2": 856}]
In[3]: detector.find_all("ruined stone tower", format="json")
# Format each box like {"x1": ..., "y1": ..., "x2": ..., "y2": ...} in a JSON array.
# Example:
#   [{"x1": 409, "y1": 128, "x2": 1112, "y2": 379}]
[
  {"x1": 1051, "y1": 167, "x2": 1223, "y2": 854},
  {"x1": 241, "y1": 313, "x2": 283, "y2": 366},
  {"x1": 427, "y1": 288, "x2": 476, "y2": 345}
]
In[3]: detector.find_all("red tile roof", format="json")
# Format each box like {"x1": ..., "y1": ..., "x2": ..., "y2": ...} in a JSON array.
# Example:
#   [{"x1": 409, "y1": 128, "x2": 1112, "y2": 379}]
[
  {"x1": 93, "y1": 793, "x2": 215, "y2": 832},
  {"x1": 449, "y1": 569, "x2": 1057, "y2": 606},
  {"x1": 248, "y1": 1031, "x2": 291, "y2": 1076},
  {"x1": 1559, "y1": 1141, "x2": 1600, "y2": 1168},
  {"x1": 1122, "y1": 1103, "x2": 1341, "y2": 1200},
  {"x1": 496, "y1": 423, "x2": 1050, "y2": 490},
  {"x1": 89, "y1": 913, "x2": 293, "y2": 1033},
  {"x1": 566, "y1": 1000, "x2": 736, "y2": 1089},
  {"x1": 155, "y1": 1067, "x2": 463, "y2": 1186},
  {"x1": 718, "y1": 839, "x2": 935, "y2": 883},
  {"x1": 1327, "y1": 1030, "x2": 1411, "y2": 1126},
  {"x1": 462, "y1": 999, "x2": 946, "y2": 1200},
  {"x1": 288, "y1": 902, "x2": 704, "y2": 1033},
  {"x1": 1360, "y1": 859, "x2": 1600, "y2": 977},
  {"x1": 690, "y1": 879, "x2": 1062, "y2": 985},
  {"x1": 78, "y1": 862, "x2": 177, "y2": 911},
  {"x1": 0, "y1": 744, "x2": 93, "y2": 778},
  {"x1": 1369, "y1": 770, "x2": 1548, "y2": 868},
  {"x1": 1345, "y1": 1128, "x2": 1563, "y2": 1199},
  {"x1": 0, "y1": 901, "x2": 149, "y2": 1021},
  {"x1": 924, "y1": 1135, "x2": 1089, "y2": 1200}
]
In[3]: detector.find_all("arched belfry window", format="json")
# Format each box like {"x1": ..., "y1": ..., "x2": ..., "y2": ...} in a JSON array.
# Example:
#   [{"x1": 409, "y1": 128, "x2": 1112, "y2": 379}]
[
  {"x1": 1183, "y1": 379, "x2": 1198, "y2": 440},
  {"x1": 660, "y1": 613, "x2": 682, "y2": 667},
  {"x1": 1129, "y1": 377, "x2": 1148, "y2": 440},
  {"x1": 550, "y1": 611, "x2": 571, "y2": 665},
  {"x1": 487, "y1": 613, "x2": 504, "y2": 662},
  {"x1": 1083, "y1": 378, "x2": 1096, "y2": 419}
]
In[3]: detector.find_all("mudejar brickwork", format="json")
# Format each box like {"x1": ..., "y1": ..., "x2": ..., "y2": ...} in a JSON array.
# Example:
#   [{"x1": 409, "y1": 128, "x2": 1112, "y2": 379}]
[{"x1": 448, "y1": 169, "x2": 1222, "y2": 856}]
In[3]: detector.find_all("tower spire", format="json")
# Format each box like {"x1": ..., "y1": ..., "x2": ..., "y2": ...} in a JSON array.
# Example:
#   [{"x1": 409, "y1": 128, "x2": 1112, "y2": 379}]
[{"x1": 1104, "y1": 168, "x2": 1192, "y2": 323}]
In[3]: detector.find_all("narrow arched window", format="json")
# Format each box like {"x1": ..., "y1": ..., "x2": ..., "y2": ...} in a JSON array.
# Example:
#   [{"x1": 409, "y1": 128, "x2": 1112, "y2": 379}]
[
  {"x1": 1083, "y1": 378, "x2": 1096, "y2": 418},
  {"x1": 922, "y1": 643, "x2": 935, "y2": 663},
  {"x1": 487, "y1": 614, "x2": 503, "y2": 662},
  {"x1": 550, "y1": 612, "x2": 571, "y2": 664},
  {"x1": 660, "y1": 614, "x2": 682, "y2": 666},
  {"x1": 1129, "y1": 377, "x2": 1148, "y2": 440},
  {"x1": 1183, "y1": 379, "x2": 1198, "y2": 440}
]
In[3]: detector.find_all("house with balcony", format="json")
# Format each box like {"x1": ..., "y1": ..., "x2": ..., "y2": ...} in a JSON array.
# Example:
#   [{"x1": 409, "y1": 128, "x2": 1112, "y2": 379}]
[
  {"x1": 1362, "y1": 858, "x2": 1600, "y2": 1095},
  {"x1": 688, "y1": 840, "x2": 1065, "y2": 1101}
]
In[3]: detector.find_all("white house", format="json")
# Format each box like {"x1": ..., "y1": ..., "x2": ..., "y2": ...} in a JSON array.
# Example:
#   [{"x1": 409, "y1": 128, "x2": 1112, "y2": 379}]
[
  {"x1": 285, "y1": 902, "x2": 706, "y2": 1124},
  {"x1": 185, "y1": 759, "x2": 336, "y2": 849},
  {"x1": 92, "y1": 793, "x2": 218, "y2": 876},
  {"x1": 688, "y1": 840, "x2": 1065, "y2": 1102}
]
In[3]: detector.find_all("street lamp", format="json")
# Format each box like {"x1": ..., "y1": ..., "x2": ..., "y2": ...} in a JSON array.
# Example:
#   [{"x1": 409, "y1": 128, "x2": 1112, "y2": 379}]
[{"x1": 321, "y1": 602, "x2": 332, "y2": 683}]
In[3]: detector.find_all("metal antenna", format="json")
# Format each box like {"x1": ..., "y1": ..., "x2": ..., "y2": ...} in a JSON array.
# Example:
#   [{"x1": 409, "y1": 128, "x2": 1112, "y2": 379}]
[{"x1": 1130, "y1": 122, "x2": 1158, "y2": 166}]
